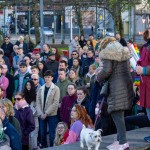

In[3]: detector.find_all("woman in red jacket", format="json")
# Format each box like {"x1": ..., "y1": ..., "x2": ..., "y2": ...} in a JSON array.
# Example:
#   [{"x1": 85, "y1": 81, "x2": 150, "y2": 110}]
[{"x1": 136, "y1": 29, "x2": 150, "y2": 142}]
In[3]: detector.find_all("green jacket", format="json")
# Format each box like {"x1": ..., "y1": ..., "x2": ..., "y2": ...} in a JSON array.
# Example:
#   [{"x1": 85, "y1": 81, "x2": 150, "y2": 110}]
[{"x1": 56, "y1": 78, "x2": 71, "y2": 103}]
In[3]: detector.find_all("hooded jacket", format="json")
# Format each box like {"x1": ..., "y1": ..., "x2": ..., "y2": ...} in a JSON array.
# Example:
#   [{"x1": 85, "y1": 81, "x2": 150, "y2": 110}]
[{"x1": 97, "y1": 40, "x2": 134, "y2": 113}]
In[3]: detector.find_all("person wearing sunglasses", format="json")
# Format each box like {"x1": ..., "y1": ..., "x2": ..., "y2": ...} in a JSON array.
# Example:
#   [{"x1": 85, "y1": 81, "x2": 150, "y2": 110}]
[
  {"x1": 1, "y1": 36, "x2": 13, "y2": 59},
  {"x1": 14, "y1": 62, "x2": 31, "y2": 94},
  {"x1": 31, "y1": 74, "x2": 41, "y2": 92},
  {"x1": 14, "y1": 92, "x2": 35, "y2": 150},
  {"x1": 68, "y1": 50, "x2": 79, "y2": 69}
]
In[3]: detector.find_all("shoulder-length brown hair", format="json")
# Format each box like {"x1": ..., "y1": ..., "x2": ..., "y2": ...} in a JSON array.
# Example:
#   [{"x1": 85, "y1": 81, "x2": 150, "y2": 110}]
[
  {"x1": 143, "y1": 29, "x2": 149, "y2": 41},
  {"x1": 71, "y1": 104, "x2": 93, "y2": 128}
]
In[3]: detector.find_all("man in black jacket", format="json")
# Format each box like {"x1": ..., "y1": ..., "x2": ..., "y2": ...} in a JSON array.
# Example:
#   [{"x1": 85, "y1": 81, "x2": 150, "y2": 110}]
[
  {"x1": 1, "y1": 36, "x2": 13, "y2": 58},
  {"x1": 116, "y1": 33, "x2": 127, "y2": 46},
  {"x1": 45, "y1": 53, "x2": 59, "y2": 73}
]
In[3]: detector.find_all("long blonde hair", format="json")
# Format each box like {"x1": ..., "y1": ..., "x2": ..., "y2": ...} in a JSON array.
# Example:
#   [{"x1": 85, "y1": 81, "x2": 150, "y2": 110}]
[
  {"x1": 0, "y1": 98, "x2": 14, "y2": 116},
  {"x1": 54, "y1": 122, "x2": 68, "y2": 146}
]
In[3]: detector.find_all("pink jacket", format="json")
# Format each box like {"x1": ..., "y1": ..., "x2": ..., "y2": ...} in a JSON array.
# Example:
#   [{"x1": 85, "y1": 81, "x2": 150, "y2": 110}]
[{"x1": 0, "y1": 75, "x2": 9, "y2": 98}]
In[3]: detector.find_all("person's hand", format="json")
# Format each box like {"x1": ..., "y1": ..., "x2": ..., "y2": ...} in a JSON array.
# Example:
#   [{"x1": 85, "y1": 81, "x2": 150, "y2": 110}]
[
  {"x1": 41, "y1": 114, "x2": 47, "y2": 120},
  {"x1": 136, "y1": 66, "x2": 143, "y2": 75}
]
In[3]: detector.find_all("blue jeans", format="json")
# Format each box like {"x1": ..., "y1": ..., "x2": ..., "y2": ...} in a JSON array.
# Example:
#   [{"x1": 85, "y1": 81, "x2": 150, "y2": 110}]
[
  {"x1": 125, "y1": 115, "x2": 150, "y2": 131},
  {"x1": 40, "y1": 115, "x2": 58, "y2": 147},
  {"x1": 146, "y1": 108, "x2": 150, "y2": 120}
]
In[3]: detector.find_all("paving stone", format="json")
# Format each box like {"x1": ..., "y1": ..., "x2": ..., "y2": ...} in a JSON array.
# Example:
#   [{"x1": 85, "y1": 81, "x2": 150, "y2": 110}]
[{"x1": 42, "y1": 127, "x2": 150, "y2": 150}]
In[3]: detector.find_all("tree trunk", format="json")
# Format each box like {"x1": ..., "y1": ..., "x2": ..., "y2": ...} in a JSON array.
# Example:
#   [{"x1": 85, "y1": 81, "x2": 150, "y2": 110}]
[
  {"x1": 112, "y1": 5, "x2": 123, "y2": 37},
  {"x1": 76, "y1": 7, "x2": 84, "y2": 36},
  {"x1": 32, "y1": 0, "x2": 40, "y2": 44},
  {"x1": 118, "y1": 10, "x2": 124, "y2": 37}
]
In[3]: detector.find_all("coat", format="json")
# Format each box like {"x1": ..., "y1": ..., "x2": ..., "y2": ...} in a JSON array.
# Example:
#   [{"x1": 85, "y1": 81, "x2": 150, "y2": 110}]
[
  {"x1": 60, "y1": 94, "x2": 77, "y2": 127},
  {"x1": 0, "y1": 75, "x2": 9, "y2": 98},
  {"x1": 97, "y1": 41, "x2": 134, "y2": 114},
  {"x1": 3, "y1": 117, "x2": 22, "y2": 150},
  {"x1": 14, "y1": 106, "x2": 35, "y2": 145},
  {"x1": 45, "y1": 60, "x2": 59, "y2": 73},
  {"x1": 137, "y1": 40, "x2": 150, "y2": 108},
  {"x1": 5, "y1": 73, "x2": 14, "y2": 100},
  {"x1": 14, "y1": 72, "x2": 31, "y2": 94},
  {"x1": 36, "y1": 83, "x2": 60, "y2": 117},
  {"x1": 56, "y1": 79, "x2": 71, "y2": 103},
  {"x1": 1, "y1": 42, "x2": 13, "y2": 58}
]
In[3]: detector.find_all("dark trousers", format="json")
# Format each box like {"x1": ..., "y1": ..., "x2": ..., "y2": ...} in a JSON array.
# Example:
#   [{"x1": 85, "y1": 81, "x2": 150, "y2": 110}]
[
  {"x1": 111, "y1": 111, "x2": 127, "y2": 144},
  {"x1": 125, "y1": 114, "x2": 150, "y2": 131},
  {"x1": 40, "y1": 115, "x2": 58, "y2": 147},
  {"x1": 22, "y1": 144, "x2": 29, "y2": 150}
]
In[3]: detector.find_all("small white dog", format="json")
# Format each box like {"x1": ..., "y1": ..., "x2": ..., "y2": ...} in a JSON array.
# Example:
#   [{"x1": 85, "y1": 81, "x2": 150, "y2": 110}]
[{"x1": 80, "y1": 125, "x2": 102, "y2": 150}]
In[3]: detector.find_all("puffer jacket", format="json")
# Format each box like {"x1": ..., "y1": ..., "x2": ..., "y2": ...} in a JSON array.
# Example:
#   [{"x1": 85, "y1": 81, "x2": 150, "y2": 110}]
[{"x1": 97, "y1": 41, "x2": 134, "y2": 114}]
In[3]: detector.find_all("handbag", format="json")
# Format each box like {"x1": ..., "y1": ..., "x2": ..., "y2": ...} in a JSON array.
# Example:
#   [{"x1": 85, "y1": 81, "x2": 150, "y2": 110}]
[{"x1": 100, "y1": 81, "x2": 109, "y2": 96}]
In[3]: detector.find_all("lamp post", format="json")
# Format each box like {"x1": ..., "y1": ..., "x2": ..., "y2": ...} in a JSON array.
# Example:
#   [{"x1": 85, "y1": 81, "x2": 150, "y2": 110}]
[
  {"x1": 3, "y1": 6, "x2": 6, "y2": 37},
  {"x1": 40, "y1": 0, "x2": 44, "y2": 52},
  {"x1": 15, "y1": 6, "x2": 17, "y2": 35},
  {"x1": 70, "y1": 6, "x2": 73, "y2": 41},
  {"x1": 95, "y1": 0, "x2": 97, "y2": 37},
  {"x1": 28, "y1": 0, "x2": 31, "y2": 35}
]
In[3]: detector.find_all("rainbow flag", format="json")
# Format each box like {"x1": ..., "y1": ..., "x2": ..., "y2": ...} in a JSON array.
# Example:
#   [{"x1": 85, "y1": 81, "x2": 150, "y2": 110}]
[
  {"x1": 136, "y1": 100, "x2": 140, "y2": 106},
  {"x1": 134, "y1": 76, "x2": 140, "y2": 86},
  {"x1": 133, "y1": 44, "x2": 140, "y2": 57}
]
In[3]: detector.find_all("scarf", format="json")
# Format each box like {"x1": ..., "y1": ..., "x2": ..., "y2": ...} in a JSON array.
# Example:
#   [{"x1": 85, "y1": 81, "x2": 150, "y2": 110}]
[
  {"x1": 77, "y1": 96, "x2": 86, "y2": 105},
  {"x1": 15, "y1": 100, "x2": 28, "y2": 110}
]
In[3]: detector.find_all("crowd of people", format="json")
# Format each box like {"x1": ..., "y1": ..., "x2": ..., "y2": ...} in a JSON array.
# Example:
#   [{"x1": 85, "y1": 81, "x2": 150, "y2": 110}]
[{"x1": 0, "y1": 30, "x2": 149, "y2": 150}]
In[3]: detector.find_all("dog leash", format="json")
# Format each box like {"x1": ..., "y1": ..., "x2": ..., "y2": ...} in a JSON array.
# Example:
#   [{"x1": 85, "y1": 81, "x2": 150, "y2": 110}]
[{"x1": 94, "y1": 97, "x2": 105, "y2": 129}]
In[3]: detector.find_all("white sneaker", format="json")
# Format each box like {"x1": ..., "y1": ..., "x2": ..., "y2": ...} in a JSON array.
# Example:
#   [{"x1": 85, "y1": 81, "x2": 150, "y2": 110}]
[
  {"x1": 118, "y1": 143, "x2": 130, "y2": 150},
  {"x1": 106, "y1": 141, "x2": 119, "y2": 150},
  {"x1": 107, "y1": 142, "x2": 129, "y2": 150}
]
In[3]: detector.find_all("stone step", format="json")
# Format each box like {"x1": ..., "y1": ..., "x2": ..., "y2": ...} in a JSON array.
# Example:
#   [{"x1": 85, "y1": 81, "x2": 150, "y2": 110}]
[{"x1": 42, "y1": 127, "x2": 150, "y2": 150}]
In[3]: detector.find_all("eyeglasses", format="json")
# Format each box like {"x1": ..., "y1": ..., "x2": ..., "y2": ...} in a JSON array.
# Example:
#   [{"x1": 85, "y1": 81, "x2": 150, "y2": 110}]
[
  {"x1": 57, "y1": 127, "x2": 64, "y2": 130},
  {"x1": 72, "y1": 53, "x2": 77, "y2": 55},
  {"x1": 5, "y1": 39, "x2": 9, "y2": 40},
  {"x1": 32, "y1": 78, "x2": 38, "y2": 81},
  {"x1": 14, "y1": 98, "x2": 22, "y2": 101}
]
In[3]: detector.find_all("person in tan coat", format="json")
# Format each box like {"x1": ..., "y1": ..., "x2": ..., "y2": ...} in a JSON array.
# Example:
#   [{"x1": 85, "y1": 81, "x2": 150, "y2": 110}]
[{"x1": 36, "y1": 70, "x2": 60, "y2": 148}]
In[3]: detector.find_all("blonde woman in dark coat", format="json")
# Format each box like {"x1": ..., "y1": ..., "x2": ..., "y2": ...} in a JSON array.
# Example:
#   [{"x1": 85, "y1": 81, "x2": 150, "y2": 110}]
[{"x1": 97, "y1": 37, "x2": 134, "y2": 150}]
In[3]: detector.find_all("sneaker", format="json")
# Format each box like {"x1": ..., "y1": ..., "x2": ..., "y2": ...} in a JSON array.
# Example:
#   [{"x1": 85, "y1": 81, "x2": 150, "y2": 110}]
[
  {"x1": 144, "y1": 136, "x2": 150, "y2": 142},
  {"x1": 107, "y1": 142, "x2": 129, "y2": 150},
  {"x1": 118, "y1": 143, "x2": 130, "y2": 150},
  {"x1": 106, "y1": 141, "x2": 119, "y2": 149}
]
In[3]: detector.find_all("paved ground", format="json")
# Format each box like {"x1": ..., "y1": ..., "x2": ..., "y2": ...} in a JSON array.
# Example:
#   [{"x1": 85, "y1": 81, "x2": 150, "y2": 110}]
[{"x1": 42, "y1": 127, "x2": 150, "y2": 150}]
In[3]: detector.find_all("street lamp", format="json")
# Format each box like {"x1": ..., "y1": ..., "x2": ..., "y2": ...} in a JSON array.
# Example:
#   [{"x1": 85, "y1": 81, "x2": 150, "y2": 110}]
[{"x1": 40, "y1": 0, "x2": 44, "y2": 52}]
